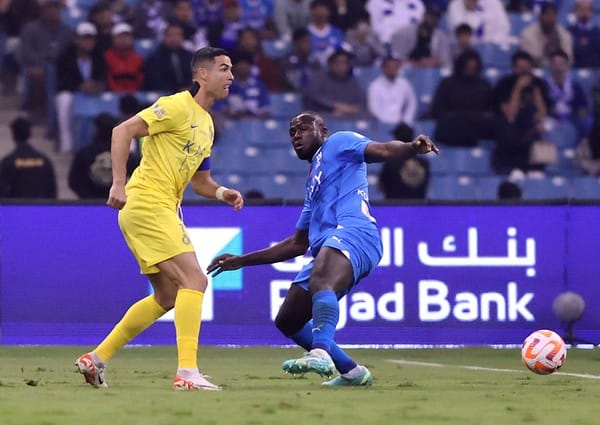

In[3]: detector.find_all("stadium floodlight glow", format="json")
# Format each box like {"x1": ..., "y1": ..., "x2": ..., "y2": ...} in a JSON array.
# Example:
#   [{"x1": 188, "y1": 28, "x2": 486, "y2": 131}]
[{"x1": 552, "y1": 291, "x2": 595, "y2": 346}]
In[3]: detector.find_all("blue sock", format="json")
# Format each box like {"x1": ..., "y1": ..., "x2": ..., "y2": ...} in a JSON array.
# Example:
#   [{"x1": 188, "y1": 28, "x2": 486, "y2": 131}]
[
  {"x1": 311, "y1": 290, "x2": 339, "y2": 353},
  {"x1": 290, "y1": 321, "x2": 357, "y2": 374}
]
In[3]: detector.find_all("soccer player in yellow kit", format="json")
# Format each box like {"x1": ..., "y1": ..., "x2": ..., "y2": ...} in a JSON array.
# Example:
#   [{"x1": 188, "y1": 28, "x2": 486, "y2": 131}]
[{"x1": 75, "y1": 47, "x2": 243, "y2": 391}]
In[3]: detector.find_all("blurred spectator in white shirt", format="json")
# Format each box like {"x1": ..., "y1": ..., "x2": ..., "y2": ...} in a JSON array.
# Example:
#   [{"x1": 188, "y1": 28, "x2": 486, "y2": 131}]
[
  {"x1": 367, "y1": 55, "x2": 417, "y2": 125},
  {"x1": 447, "y1": 0, "x2": 511, "y2": 46}
]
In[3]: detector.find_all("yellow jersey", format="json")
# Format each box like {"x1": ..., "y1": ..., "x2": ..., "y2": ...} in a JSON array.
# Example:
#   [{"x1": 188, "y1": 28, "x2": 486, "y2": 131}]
[{"x1": 127, "y1": 90, "x2": 214, "y2": 203}]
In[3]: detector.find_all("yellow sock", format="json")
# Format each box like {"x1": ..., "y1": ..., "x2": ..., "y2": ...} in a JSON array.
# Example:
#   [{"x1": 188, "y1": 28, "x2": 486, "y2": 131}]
[
  {"x1": 174, "y1": 288, "x2": 204, "y2": 369},
  {"x1": 95, "y1": 295, "x2": 166, "y2": 362}
]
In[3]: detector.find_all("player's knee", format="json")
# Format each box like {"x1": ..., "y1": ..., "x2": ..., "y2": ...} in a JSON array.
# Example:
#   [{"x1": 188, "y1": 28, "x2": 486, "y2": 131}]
[{"x1": 274, "y1": 312, "x2": 302, "y2": 337}]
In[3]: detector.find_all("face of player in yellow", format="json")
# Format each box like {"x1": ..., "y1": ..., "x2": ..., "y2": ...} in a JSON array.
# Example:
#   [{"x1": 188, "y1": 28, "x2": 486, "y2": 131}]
[
  {"x1": 197, "y1": 55, "x2": 234, "y2": 100},
  {"x1": 289, "y1": 113, "x2": 327, "y2": 161}
]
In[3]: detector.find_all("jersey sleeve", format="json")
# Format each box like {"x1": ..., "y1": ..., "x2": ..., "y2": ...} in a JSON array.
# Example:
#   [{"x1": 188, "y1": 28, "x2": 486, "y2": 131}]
[
  {"x1": 137, "y1": 95, "x2": 184, "y2": 136},
  {"x1": 330, "y1": 131, "x2": 373, "y2": 163},
  {"x1": 295, "y1": 194, "x2": 311, "y2": 230},
  {"x1": 197, "y1": 157, "x2": 211, "y2": 172}
]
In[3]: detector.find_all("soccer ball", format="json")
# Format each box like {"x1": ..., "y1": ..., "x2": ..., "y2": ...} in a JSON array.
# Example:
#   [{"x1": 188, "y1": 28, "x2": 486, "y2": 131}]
[{"x1": 521, "y1": 329, "x2": 567, "y2": 375}]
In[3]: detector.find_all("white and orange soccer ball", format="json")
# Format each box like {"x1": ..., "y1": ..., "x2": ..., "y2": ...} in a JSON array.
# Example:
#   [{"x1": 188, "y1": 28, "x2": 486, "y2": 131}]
[{"x1": 521, "y1": 329, "x2": 567, "y2": 375}]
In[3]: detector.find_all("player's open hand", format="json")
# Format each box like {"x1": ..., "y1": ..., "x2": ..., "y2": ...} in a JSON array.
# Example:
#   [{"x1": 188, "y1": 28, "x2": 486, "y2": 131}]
[
  {"x1": 412, "y1": 134, "x2": 439, "y2": 155},
  {"x1": 107, "y1": 183, "x2": 127, "y2": 209},
  {"x1": 207, "y1": 253, "x2": 243, "y2": 277},
  {"x1": 223, "y1": 189, "x2": 244, "y2": 211}
]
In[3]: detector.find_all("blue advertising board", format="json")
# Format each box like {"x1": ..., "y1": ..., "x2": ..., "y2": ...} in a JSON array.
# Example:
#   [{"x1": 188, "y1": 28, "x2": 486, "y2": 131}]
[{"x1": 0, "y1": 204, "x2": 597, "y2": 345}]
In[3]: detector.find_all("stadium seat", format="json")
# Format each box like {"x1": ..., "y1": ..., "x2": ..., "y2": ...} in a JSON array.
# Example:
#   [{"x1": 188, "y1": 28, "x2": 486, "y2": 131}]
[
  {"x1": 233, "y1": 119, "x2": 290, "y2": 148},
  {"x1": 354, "y1": 66, "x2": 380, "y2": 90},
  {"x1": 570, "y1": 176, "x2": 600, "y2": 200},
  {"x1": 572, "y1": 68, "x2": 600, "y2": 110},
  {"x1": 508, "y1": 12, "x2": 535, "y2": 37},
  {"x1": 245, "y1": 174, "x2": 305, "y2": 200},
  {"x1": 478, "y1": 176, "x2": 504, "y2": 200},
  {"x1": 261, "y1": 39, "x2": 291, "y2": 59},
  {"x1": 442, "y1": 147, "x2": 493, "y2": 176},
  {"x1": 134, "y1": 39, "x2": 158, "y2": 60},
  {"x1": 211, "y1": 144, "x2": 273, "y2": 174},
  {"x1": 269, "y1": 92, "x2": 302, "y2": 119},
  {"x1": 541, "y1": 120, "x2": 579, "y2": 148},
  {"x1": 427, "y1": 175, "x2": 478, "y2": 200},
  {"x1": 545, "y1": 148, "x2": 583, "y2": 176},
  {"x1": 270, "y1": 148, "x2": 310, "y2": 175},
  {"x1": 475, "y1": 43, "x2": 515, "y2": 70},
  {"x1": 71, "y1": 93, "x2": 120, "y2": 150},
  {"x1": 403, "y1": 67, "x2": 445, "y2": 117},
  {"x1": 414, "y1": 120, "x2": 436, "y2": 139},
  {"x1": 522, "y1": 176, "x2": 569, "y2": 199}
]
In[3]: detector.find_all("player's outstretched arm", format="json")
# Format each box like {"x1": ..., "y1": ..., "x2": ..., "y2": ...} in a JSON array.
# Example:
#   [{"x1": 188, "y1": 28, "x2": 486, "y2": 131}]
[
  {"x1": 107, "y1": 116, "x2": 149, "y2": 209},
  {"x1": 190, "y1": 170, "x2": 244, "y2": 210},
  {"x1": 364, "y1": 134, "x2": 439, "y2": 163},
  {"x1": 207, "y1": 229, "x2": 309, "y2": 276}
]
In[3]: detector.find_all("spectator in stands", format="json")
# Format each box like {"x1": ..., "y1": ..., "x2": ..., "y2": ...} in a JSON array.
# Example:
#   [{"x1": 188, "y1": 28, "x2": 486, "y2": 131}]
[
  {"x1": 191, "y1": 0, "x2": 222, "y2": 27},
  {"x1": 575, "y1": 82, "x2": 600, "y2": 175},
  {"x1": 430, "y1": 49, "x2": 495, "y2": 147},
  {"x1": 545, "y1": 49, "x2": 589, "y2": 138},
  {"x1": 131, "y1": 0, "x2": 169, "y2": 40},
  {"x1": 328, "y1": 0, "x2": 368, "y2": 32},
  {"x1": 226, "y1": 52, "x2": 270, "y2": 118},
  {"x1": 170, "y1": 0, "x2": 208, "y2": 51},
  {"x1": 234, "y1": 27, "x2": 287, "y2": 92},
  {"x1": 238, "y1": 0, "x2": 277, "y2": 37},
  {"x1": 88, "y1": 2, "x2": 116, "y2": 54},
  {"x1": 0, "y1": 0, "x2": 39, "y2": 94},
  {"x1": 105, "y1": 23, "x2": 144, "y2": 93},
  {"x1": 303, "y1": 48, "x2": 368, "y2": 118},
  {"x1": 344, "y1": 17, "x2": 385, "y2": 67},
  {"x1": 378, "y1": 122, "x2": 430, "y2": 199},
  {"x1": 367, "y1": 55, "x2": 417, "y2": 126},
  {"x1": 497, "y1": 180, "x2": 522, "y2": 199},
  {"x1": 273, "y1": 0, "x2": 312, "y2": 41},
  {"x1": 366, "y1": 0, "x2": 424, "y2": 45},
  {"x1": 390, "y1": 3, "x2": 452, "y2": 68},
  {"x1": 207, "y1": 0, "x2": 246, "y2": 51},
  {"x1": 568, "y1": 0, "x2": 600, "y2": 69},
  {"x1": 56, "y1": 22, "x2": 107, "y2": 154},
  {"x1": 504, "y1": 0, "x2": 534, "y2": 12},
  {"x1": 450, "y1": 23, "x2": 475, "y2": 61},
  {"x1": 447, "y1": 0, "x2": 511, "y2": 46},
  {"x1": 0, "y1": 116, "x2": 56, "y2": 198},
  {"x1": 281, "y1": 27, "x2": 320, "y2": 91},
  {"x1": 19, "y1": 0, "x2": 73, "y2": 127},
  {"x1": 520, "y1": 2, "x2": 573, "y2": 67},
  {"x1": 143, "y1": 22, "x2": 193, "y2": 93},
  {"x1": 307, "y1": 0, "x2": 345, "y2": 66},
  {"x1": 492, "y1": 50, "x2": 550, "y2": 174},
  {"x1": 68, "y1": 113, "x2": 137, "y2": 199}
]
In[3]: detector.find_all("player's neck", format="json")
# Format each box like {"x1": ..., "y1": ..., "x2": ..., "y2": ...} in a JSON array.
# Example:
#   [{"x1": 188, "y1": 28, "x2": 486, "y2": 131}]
[{"x1": 192, "y1": 90, "x2": 214, "y2": 111}]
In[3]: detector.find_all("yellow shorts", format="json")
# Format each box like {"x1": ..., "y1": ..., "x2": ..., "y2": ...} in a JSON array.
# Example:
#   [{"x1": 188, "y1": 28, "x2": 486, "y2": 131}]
[{"x1": 118, "y1": 195, "x2": 194, "y2": 274}]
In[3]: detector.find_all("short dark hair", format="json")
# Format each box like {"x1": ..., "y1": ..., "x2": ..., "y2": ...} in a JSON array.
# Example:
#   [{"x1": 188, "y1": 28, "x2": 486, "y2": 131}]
[
  {"x1": 191, "y1": 46, "x2": 229, "y2": 73},
  {"x1": 119, "y1": 94, "x2": 140, "y2": 116},
  {"x1": 391, "y1": 122, "x2": 414, "y2": 141},
  {"x1": 511, "y1": 50, "x2": 534, "y2": 67},
  {"x1": 497, "y1": 181, "x2": 522, "y2": 200},
  {"x1": 455, "y1": 23, "x2": 473, "y2": 36},
  {"x1": 540, "y1": 2, "x2": 557, "y2": 15},
  {"x1": 310, "y1": 0, "x2": 331, "y2": 11},
  {"x1": 10, "y1": 116, "x2": 31, "y2": 143},
  {"x1": 292, "y1": 27, "x2": 310, "y2": 42},
  {"x1": 290, "y1": 111, "x2": 327, "y2": 135}
]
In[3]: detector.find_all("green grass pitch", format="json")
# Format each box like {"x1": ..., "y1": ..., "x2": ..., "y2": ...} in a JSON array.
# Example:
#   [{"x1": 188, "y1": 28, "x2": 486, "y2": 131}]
[{"x1": 0, "y1": 346, "x2": 599, "y2": 425}]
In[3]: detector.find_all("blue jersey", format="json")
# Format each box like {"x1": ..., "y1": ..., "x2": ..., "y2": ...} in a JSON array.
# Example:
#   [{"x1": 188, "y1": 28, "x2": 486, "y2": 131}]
[{"x1": 296, "y1": 131, "x2": 379, "y2": 255}]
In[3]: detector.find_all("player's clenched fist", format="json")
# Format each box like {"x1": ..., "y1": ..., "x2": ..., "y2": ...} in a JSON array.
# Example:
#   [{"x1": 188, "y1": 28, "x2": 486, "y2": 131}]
[
  {"x1": 106, "y1": 184, "x2": 127, "y2": 209},
  {"x1": 412, "y1": 134, "x2": 439, "y2": 155}
]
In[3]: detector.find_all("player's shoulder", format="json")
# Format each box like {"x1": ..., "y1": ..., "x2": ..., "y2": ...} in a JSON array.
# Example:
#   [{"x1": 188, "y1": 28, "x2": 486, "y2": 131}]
[{"x1": 327, "y1": 131, "x2": 371, "y2": 145}]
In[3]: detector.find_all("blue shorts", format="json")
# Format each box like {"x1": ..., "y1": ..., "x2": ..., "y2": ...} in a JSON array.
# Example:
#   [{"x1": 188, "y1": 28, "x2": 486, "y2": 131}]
[{"x1": 292, "y1": 227, "x2": 383, "y2": 298}]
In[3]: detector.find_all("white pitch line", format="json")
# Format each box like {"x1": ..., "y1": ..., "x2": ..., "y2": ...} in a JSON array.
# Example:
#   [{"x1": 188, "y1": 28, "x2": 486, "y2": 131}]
[{"x1": 388, "y1": 359, "x2": 600, "y2": 380}]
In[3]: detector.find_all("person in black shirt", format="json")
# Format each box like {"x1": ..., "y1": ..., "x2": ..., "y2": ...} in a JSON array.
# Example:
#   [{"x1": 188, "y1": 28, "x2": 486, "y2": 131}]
[
  {"x1": 0, "y1": 116, "x2": 57, "y2": 198},
  {"x1": 68, "y1": 113, "x2": 138, "y2": 199}
]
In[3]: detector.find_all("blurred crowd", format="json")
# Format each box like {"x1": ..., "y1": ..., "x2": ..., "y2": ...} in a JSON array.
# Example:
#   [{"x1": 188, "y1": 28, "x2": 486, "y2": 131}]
[{"x1": 1, "y1": 0, "x2": 600, "y2": 200}]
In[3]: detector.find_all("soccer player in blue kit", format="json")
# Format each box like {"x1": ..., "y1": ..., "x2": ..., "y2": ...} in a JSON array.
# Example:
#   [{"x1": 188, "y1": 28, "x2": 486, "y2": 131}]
[{"x1": 207, "y1": 111, "x2": 438, "y2": 386}]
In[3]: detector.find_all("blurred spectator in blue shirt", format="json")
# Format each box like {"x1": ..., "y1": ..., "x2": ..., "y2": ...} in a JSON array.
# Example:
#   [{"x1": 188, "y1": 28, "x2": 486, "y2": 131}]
[
  {"x1": 281, "y1": 27, "x2": 320, "y2": 91},
  {"x1": 238, "y1": 0, "x2": 276, "y2": 35},
  {"x1": 568, "y1": 0, "x2": 600, "y2": 69},
  {"x1": 207, "y1": 0, "x2": 246, "y2": 51},
  {"x1": 226, "y1": 52, "x2": 270, "y2": 118},
  {"x1": 307, "y1": 0, "x2": 345, "y2": 66},
  {"x1": 191, "y1": 0, "x2": 222, "y2": 26},
  {"x1": 143, "y1": 22, "x2": 193, "y2": 93},
  {"x1": 170, "y1": 0, "x2": 208, "y2": 51},
  {"x1": 131, "y1": 0, "x2": 170, "y2": 40}
]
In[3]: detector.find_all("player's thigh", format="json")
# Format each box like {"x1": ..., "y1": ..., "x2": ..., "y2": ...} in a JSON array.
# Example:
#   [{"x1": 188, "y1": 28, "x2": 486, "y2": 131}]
[
  {"x1": 156, "y1": 251, "x2": 208, "y2": 292},
  {"x1": 309, "y1": 247, "x2": 354, "y2": 294},
  {"x1": 275, "y1": 284, "x2": 313, "y2": 335},
  {"x1": 148, "y1": 272, "x2": 178, "y2": 310}
]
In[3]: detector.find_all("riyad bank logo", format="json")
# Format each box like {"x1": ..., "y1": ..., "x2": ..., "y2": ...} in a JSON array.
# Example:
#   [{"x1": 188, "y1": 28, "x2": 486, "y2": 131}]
[{"x1": 154, "y1": 227, "x2": 243, "y2": 322}]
